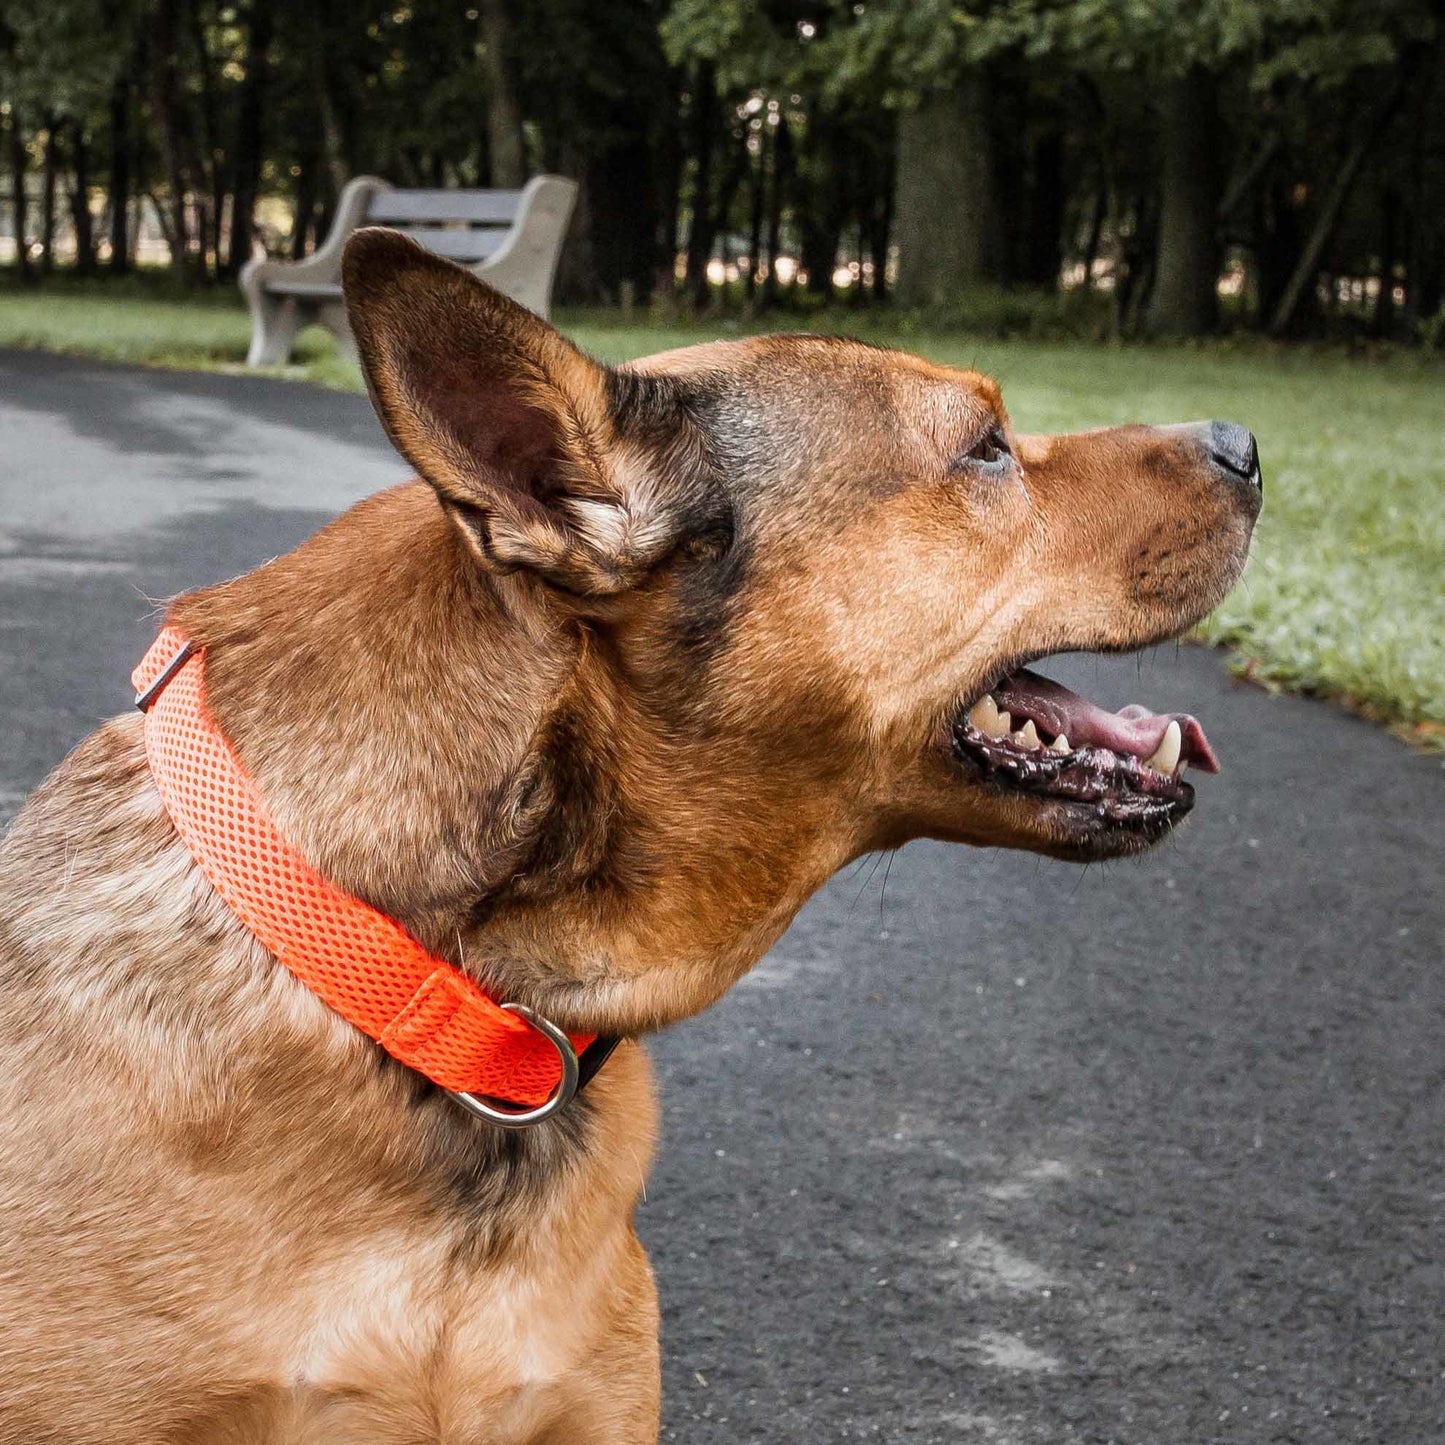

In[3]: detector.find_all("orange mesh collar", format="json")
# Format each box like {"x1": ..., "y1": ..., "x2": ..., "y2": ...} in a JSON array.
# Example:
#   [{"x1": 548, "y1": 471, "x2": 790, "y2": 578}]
[{"x1": 132, "y1": 625, "x2": 594, "y2": 1109}]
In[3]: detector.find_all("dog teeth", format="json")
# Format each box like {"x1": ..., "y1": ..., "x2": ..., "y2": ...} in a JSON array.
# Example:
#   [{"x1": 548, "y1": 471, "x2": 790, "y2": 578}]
[
  {"x1": 969, "y1": 695, "x2": 1001, "y2": 736},
  {"x1": 973, "y1": 697, "x2": 1180, "y2": 773},
  {"x1": 969, "y1": 695, "x2": 1013, "y2": 740},
  {"x1": 1145, "y1": 720, "x2": 1182, "y2": 776}
]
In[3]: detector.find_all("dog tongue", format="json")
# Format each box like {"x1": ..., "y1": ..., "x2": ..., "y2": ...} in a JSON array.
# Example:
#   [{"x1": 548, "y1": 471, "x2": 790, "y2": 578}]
[{"x1": 995, "y1": 668, "x2": 1220, "y2": 774}]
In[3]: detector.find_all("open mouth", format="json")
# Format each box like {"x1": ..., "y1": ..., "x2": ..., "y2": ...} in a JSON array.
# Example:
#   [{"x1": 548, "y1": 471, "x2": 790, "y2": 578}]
[{"x1": 951, "y1": 665, "x2": 1219, "y2": 836}]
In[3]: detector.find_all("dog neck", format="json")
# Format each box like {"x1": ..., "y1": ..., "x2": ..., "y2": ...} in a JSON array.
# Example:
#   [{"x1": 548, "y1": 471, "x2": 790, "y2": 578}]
[
  {"x1": 171, "y1": 482, "x2": 594, "y2": 945},
  {"x1": 169, "y1": 482, "x2": 858, "y2": 1040}
]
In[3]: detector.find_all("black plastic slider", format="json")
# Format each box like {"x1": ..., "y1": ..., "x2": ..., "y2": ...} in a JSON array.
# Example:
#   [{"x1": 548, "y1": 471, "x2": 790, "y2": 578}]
[{"x1": 134, "y1": 640, "x2": 195, "y2": 712}]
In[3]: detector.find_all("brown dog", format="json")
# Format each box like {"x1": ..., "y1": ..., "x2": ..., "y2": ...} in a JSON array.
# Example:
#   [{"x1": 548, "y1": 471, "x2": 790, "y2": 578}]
[{"x1": 0, "y1": 230, "x2": 1260, "y2": 1443}]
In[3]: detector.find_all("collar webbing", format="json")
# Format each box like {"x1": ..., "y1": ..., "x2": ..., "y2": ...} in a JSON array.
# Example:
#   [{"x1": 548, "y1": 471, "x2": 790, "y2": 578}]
[{"x1": 132, "y1": 625, "x2": 598, "y2": 1117}]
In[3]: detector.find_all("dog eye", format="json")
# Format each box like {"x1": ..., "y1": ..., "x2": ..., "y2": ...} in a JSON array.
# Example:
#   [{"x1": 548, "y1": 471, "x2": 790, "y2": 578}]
[{"x1": 965, "y1": 427, "x2": 1010, "y2": 466}]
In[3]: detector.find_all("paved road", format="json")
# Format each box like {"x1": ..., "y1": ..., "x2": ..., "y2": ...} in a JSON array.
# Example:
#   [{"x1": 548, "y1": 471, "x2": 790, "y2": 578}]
[{"x1": 2, "y1": 349, "x2": 1441, "y2": 1444}]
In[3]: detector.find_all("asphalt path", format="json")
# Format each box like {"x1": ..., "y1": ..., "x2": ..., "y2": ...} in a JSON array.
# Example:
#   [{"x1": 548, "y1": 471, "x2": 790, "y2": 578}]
[{"x1": 1, "y1": 349, "x2": 1441, "y2": 1444}]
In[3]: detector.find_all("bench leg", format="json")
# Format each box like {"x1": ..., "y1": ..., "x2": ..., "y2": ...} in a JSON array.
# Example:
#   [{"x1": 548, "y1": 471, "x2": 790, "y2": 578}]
[
  {"x1": 245, "y1": 292, "x2": 304, "y2": 368},
  {"x1": 317, "y1": 299, "x2": 357, "y2": 362}
]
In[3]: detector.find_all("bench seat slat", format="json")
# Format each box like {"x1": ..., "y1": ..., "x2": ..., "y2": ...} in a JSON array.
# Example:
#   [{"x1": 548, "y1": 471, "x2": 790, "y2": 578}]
[
  {"x1": 266, "y1": 279, "x2": 344, "y2": 298},
  {"x1": 366, "y1": 189, "x2": 523, "y2": 224},
  {"x1": 384, "y1": 227, "x2": 509, "y2": 261}
]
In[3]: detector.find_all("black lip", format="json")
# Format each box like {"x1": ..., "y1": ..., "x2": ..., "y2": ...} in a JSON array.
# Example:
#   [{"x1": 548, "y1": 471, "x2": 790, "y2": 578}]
[{"x1": 951, "y1": 717, "x2": 1194, "y2": 834}]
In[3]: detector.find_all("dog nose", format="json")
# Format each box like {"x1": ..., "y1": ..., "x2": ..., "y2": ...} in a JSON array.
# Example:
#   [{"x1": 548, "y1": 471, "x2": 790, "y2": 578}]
[{"x1": 1205, "y1": 420, "x2": 1262, "y2": 492}]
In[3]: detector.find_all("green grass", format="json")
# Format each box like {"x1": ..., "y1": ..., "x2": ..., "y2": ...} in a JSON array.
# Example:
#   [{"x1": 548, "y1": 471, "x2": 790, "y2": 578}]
[
  {"x1": 0, "y1": 290, "x2": 365, "y2": 390},
  {"x1": 3, "y1": 289, "x2": 1442, "y2": 743}
]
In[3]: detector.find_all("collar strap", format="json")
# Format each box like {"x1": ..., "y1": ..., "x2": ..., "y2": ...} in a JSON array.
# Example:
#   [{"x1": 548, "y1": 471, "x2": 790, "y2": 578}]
[{"x1": 133, "y1": 626, "x2": 614, "y2": 1126}]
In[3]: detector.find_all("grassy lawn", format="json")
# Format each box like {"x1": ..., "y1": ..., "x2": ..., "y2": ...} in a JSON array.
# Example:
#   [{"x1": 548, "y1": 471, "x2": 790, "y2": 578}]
[{"x1": 3, "y1": 288, "x2": 1442, "y2": 745}]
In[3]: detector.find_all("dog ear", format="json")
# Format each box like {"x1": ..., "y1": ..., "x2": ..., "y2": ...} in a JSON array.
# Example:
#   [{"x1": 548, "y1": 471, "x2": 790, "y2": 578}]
[{"x1": 342, "y1": 227, "x2": 677, "y2": 595}]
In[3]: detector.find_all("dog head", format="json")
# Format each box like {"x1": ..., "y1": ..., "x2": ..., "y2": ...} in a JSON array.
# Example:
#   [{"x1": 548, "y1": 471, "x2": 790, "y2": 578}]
[{"x1": 335, "y1": 231, "x2": 1260, "y2": 1025}]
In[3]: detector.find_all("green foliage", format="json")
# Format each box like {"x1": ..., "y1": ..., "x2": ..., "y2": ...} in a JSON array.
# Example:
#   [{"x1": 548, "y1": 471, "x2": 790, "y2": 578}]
[
  {"x1": 2, "y1": 0, "x2": 1441, "y2": 324},
  {"x1": 1254, "y1": 0, "x2": 1436, "y2": 88},
  {"x1": 512, "y1": 0, "x2": 674, "y2": 154},
  {"x1": 0, "y1": 0, "x2": 135, "y2": 115},
  {"x1": 661, "y1": 0, "x2": 1439, "y2": 112},
  {"x1": 0, "y1": 0, "x2": 122, "y2": 113},
  {"x1": 662, "y1": 0, "x2": 972, "y2": 105}
]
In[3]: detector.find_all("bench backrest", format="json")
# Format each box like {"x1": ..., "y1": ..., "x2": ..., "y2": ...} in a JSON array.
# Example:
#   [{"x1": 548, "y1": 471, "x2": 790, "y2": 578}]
[{"x1": 364, "y1": 189, "x2": 523, "y2": 263}]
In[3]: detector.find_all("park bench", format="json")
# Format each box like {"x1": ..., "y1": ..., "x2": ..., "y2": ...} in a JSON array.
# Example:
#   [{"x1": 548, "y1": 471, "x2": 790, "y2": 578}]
[{"x1": 240, "y1": 174, "x2": 577, "y2": 367}]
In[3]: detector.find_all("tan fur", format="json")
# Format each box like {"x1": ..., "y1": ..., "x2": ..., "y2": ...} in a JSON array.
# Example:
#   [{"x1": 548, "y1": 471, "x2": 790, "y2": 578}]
[{"x1": 0, "y1": 232, "x2": 1258, "y2": 1442}]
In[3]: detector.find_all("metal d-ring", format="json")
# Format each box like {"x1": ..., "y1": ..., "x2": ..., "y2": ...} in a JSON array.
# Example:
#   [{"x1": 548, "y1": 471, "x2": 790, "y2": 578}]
[{"x1": 448, "y1": 1002, "x2": 581, "y2": 1129}]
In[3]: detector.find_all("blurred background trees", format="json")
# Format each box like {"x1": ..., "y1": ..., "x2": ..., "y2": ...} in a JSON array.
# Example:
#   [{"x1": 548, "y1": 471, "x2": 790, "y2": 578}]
[{"x1": 1, "y1": 0, "x2": 1441, "y2": 340}]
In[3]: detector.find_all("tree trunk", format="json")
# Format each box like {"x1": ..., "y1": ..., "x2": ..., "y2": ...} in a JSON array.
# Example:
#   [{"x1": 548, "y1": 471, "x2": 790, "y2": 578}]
[
  {"x1": 864, "y1": 121, "x2": 895, "y2": 301},
  {"x1": 1419, "y1": 252, "x2": 1444, "y2": 336},
  {"x1": 798, "y1": 109, "x2": 848, "y2": 299},
  {"x1": 1115, "y1": 191, "x2": 1157, "y2": 335},
  {"x1": 185, "y1": 0, "x2": 224, "y2": 276},
  {"x1": 707, "y1": 124, "x2": 750, "y2": 299},
  {"x1": 1146, "y1": 66, "x2": 1222, "y2": 337},
  {"x1": 108, "y1": 74, "x2": 132, "y2": 273},
  {"x1": 586, "y1": 136, "x2": 658, "y2": 303},
  {"x1": 1372, "y1": 187, "x2": 1398, "y2": 338},
  {"x1": 1080, "y1": 174, "x2": 1106, "y2": 285},
  {"x1": 683, "y1": 61, "x2": 717, "y2": 308},
  {"x1": 479, "y1": 0, "x2": 525, "y2": 187},
  {"x1": 225, "y1": 0, "x2": 274, "y2": 275},
  {"x1": 153, "y1": 0, "x2": 194, "y2": 278},
  {"x1": 40, "y1": 118, "x2": 60, "y2": 276},
  {"x1": 71, "y1": 129, "x2": 95, "y2": 275},
  {"x1": 1401, "y1": 28, "x2": 1444, "y2": 335},
  {"x1": 744, "y1": 120, "x2": 769, "y2": 301},
  {"x1": 867, "y1": 188, "x2": 892, "y2": 302},
  {"x1": 553, "y1": 145, "x2": 598, "y2": 303},
  {"x1": 290, "y1": 144, "x2": 319, "y2": 259},
  {"x1": 8, "y1": 109, "x2": 32, "y2": 282},
  {"x1": 1255, "y1": 171, "x2": 1299, "y2": 328},
  {"x1": 318, "y1": 70, "x2": 349, "y2": 197},
  {"x1": 1127, "y1": 253, "x2": 1157, "y2": 334},
  {"x1": 145, "y1": 188, "x2": 179, "y2": 257},
  {"x1": 892, "y1": 74, "x2": 1003, "y2": 306},
  {"x1": 1025, "y1": 128, "x2": 1065, "y2": 288},
  {"x1": 1218, "y1": 132, "x2": 1280, "y2": 225},
  {"x1": 800, "y1": 215, "x2": 840, "y2": 298},
  {"x1": 761, "y1": 114, "x2": 791, "y2": 306},
  {"x1": 654, "y1": 81, "x2": 684, "y2": 302}
]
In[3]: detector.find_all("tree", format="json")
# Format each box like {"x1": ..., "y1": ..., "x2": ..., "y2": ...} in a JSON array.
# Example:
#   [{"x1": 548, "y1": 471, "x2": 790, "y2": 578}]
[
  {"x1": 0, "y1": 0, "x2": 1438, "y2": 349},
  {"x1": 1149, "y1": 65, "x2": 1223, "y2": 335},
  {"x1": 0, "y1": 0, "x2": 133, "y2": 277},
  {"x1": 893, "y1": 75, "x2": 1002, "y2": 303},
  {"x1": 515, "y1": 0, "x2": 680, "y2": 303},
  {"x1": 479, "y1": 0, "x2": 525, "y2": 188},
  {"x1": 1251, "y1": 0, "x2": 1440, "y2": 335},
  {"x1": 664, "y1": 0, "x2": 901, "y2": 305},
  {"x1": 224, "y1": 0, "x2": 275, "y2": 277}
]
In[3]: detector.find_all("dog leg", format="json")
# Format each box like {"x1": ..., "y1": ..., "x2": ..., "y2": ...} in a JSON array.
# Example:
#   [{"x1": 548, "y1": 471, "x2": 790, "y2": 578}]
[{"x1": 528, "y1": 1231, "x2": 661, "y2": 1445}]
